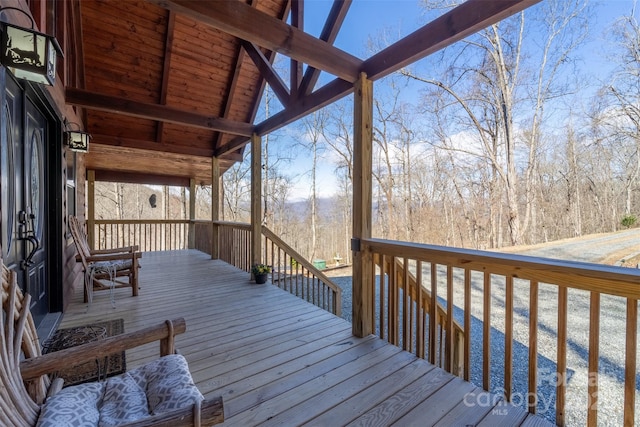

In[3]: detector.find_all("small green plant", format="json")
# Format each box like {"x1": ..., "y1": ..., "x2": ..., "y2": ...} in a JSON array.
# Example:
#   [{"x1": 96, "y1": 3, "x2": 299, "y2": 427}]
[
  {"x1": 252, "y1": 263, "x2": 271, "y2": 275},
  {"x1": 621, "y1": 214, "x2": 637, "y2": 229}
]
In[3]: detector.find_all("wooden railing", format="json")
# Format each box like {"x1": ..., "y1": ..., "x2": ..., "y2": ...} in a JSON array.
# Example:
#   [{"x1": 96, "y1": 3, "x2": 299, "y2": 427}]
[
  {"x1": 261, "y1": 226, "x2": 342, "y2": 317},
  {"x1": 193, "y1": 221, "x2": 213, "y2": 255},
  {"x1": 202, "y1": 221, "x2": 341, "y2": 316},
  {"x1": 374, "y1": 253, "x2": 465, "y2": 376},
  {"x1": 215, "y1": 221, "x2": 252, "y2": 273},
  {"x1": 361, "y1": 237, "x2": 640, "y2": 426},
  {"x1": 94, "y1": 219, "x2": 190, "y2": 251}
]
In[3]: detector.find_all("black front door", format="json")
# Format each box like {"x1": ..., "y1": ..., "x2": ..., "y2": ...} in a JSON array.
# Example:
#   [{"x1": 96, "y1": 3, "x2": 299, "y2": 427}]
[{"x1": 2, "y1": 74, "x2": 49, "y2": 325}]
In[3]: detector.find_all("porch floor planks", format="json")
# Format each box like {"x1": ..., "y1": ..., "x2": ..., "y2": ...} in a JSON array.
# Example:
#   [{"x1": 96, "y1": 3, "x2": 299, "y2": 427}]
[{"x1": 59, "y1": 250, "x2": 553, "y2": 427}]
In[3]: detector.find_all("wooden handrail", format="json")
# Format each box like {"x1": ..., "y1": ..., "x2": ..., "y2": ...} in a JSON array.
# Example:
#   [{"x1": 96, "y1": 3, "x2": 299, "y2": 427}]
[
  {"x1": 363, "y1": 238, "x2": 640, "y2": 299},
  {"x1": 212, "y1": 220, "x2": 251, "y2": 230},
  {"x1": 262, "y1": 226, "x2": 342, "y2": 316},
  {"x1": 21, "y1": 318, "x2": 187, "y2": 380},
  {"x1": 359, "y1": 237, "x2": 640, "y2": 425},
  {"x1": 95, "y1": 219, "x2": 190, "y2": 225},
  {"x1": 262, "y1": 227, "x2": 342, "y2": 295}
]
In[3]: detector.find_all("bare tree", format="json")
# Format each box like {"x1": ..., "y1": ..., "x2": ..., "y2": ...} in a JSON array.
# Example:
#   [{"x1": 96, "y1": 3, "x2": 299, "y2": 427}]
[
  {"x1": 299, "y1": 109, "x2": 329, "y2": 260},
  {"x1": 594, "y1": 2, "x2": 640, "y2": 218},
  {"x1": 404, "y1": 0, "x2": 589, "y2": 246}
]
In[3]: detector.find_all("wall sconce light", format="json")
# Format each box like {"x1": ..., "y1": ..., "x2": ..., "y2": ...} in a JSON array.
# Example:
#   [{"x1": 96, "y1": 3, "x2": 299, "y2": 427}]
[
  {"x1": 0, "y1": 7, "x2": 62, "y2": 86},
  {"x1": 64, "y1": 122, "x2": 91, "y2": 153}
]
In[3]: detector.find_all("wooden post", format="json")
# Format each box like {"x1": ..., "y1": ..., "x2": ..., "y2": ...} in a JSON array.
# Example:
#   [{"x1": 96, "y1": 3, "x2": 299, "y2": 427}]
[
  {"x1": 87, "y1": 170, "x2": 96, "y2": 250},
  {"x1": 250, "y1": 134, "x2": 262, "y2": 270},
  {"x1": 352, "y1": 72, "x2": 373, "y2": 338},
  {"x1": 211, "y1": 157, "x2": 220, "y2": 259},
  {"x1": 188, "y1": 178, "x2": 196, "y2": 249}
]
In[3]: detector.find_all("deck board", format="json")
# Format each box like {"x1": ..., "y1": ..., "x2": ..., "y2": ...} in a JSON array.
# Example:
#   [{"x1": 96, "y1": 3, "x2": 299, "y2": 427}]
[{"x1": 59, "y1": 250, "x2": 553, "y2": 426}]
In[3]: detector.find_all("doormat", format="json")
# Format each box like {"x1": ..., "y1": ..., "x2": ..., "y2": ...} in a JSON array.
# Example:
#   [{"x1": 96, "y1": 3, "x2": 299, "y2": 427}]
[{"x1": 42, "y1": 318, "x2": 126, "y2": 386}]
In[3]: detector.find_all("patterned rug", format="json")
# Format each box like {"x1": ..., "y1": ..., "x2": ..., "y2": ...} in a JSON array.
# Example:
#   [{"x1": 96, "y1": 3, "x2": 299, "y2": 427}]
[{"x1": 42, "y1": 318, "x2": 126, "y2": 386}]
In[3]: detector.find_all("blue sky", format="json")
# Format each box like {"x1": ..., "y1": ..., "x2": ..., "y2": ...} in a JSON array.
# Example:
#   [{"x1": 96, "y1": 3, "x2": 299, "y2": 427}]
[{"x1": 273, "y1": 0, "x2": 638, "y2": 201}]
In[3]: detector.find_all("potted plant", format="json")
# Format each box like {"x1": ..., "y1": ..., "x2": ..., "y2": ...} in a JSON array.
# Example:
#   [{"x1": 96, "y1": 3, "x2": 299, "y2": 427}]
[{"x1": 251, "y1": 263, "x2": 271, "y2": 284}]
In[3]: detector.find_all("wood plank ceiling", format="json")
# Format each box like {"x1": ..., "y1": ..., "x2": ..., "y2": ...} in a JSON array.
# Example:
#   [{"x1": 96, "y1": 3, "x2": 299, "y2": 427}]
[{"x1": 69, "y1": 0, "x2": 540, "y2": 186}]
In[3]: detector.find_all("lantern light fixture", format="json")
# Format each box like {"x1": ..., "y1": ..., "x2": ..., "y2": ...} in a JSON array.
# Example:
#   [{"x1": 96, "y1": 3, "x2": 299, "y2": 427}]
[
  {"x1": 0, "y1": 7, "x2": 62, "y2": 86},
  {"x1": 64, "y1": 122, "x2": 91, "y2": 153}
]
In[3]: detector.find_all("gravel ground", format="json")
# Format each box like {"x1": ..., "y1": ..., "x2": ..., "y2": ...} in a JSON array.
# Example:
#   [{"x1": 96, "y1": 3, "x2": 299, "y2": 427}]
[{"x1": 325, "y1": 229, "x2": 640, "y2": 425}]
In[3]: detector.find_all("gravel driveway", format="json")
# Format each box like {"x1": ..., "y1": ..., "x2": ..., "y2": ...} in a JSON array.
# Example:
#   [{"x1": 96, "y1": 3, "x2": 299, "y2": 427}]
[{"x1": 326, "y1": 229, "x2": 640, "y2": 425}]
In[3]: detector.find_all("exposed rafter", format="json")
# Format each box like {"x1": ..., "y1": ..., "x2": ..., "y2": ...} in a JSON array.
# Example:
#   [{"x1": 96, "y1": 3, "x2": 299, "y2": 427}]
[
  {"x1": 242, "y1": 41, "x2": 290, "y2": 108},
  {"x1": 148, "y1": 0, "x2": 363, "y2": 82},
  {"x1": 362, "y1": 0, "x2": 541, "y2": 81},
  {"x1": 299, "y1": 0, "x2": 351, "y2": 96},
  {"x1": 156, "y1": 10, "x2": 176, "y2": 143},
  {"x1": 290, "y1": 0, "x2": 303, "y2": 102},
  {"x1": 66, "y1": 87, "x2": 255, "y2": 137}
]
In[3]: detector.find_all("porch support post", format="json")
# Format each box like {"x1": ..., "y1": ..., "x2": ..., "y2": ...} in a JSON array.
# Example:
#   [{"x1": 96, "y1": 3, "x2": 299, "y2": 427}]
[
  {"x1": 211, "y1": 156, "x2": 220, "y2": 259},
  {"x1": 352, "y1": 72, "x2": 374, "y2": 338},
  {"x1": 250, "y1": 133, "x2": 262, "y2": 270},
  {"x1": 188, "y1": 178, "x2": 196, "y2": 249},
  {"x1": 87, "y1": 169, "x2": 96, "y2": 250}
]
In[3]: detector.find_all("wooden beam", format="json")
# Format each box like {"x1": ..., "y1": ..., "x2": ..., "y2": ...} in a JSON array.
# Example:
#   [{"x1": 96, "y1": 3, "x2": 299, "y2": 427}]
[
  {"x1": 93, "y1": 170, "x2": 190, "y2": 187},
  {"x1": 256, "y1": 0, "x2": 540, "y2": 138},
  {"x1": 66, "y1": 87, "x2": 255, "y2": 137},
  {"x1": 290, "y1": 0, "x2": 303, "y2": 101},
  {"x1": 250, "y1": 134, "x2": 262, "y2": 271},
  {"x1": 299, "y1": 0, "x2": 351, "y2": 96},
  {"x1": 91, "y1": 134, "x2": 216, "y2": 158},
  {"x1": 216, "y1": 78, "x2": 352, "y2": 156},
  {"x1": 352, "y1": 73, "x2": 373, "y2": 338},
  {"x1": 156, "y1": 11, "x2": 176, "y2": 143},
  {"x1": 363, "y1": 0, "x2": 541, "y2": 81},
  {"x1": 148, "y1": 0, "x2": 362, "y2": 82},
  {"x1": 214, "y1": 6, "x2": 253, "y2": 153},
  {"x1": 242, "y1": 41, "x2": 290, "y2": 107}
]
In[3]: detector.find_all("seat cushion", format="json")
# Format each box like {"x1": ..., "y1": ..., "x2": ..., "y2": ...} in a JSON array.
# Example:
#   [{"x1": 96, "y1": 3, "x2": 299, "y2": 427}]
[
  {"x1": 37, "y1": 354, "x2": 203, "y2": 427},
  {"x1": 128, "y1": 354, "x2": 204, "y2": 416},
  {"x1": 99, "y1": 372, "x2": 149, "y2": 427},
  {"x1": 36, "y1": 382, "x2": 103, "y2": 427},
  {"x1": 91, "y1": 259, "x2": 133, "y2": 271}
]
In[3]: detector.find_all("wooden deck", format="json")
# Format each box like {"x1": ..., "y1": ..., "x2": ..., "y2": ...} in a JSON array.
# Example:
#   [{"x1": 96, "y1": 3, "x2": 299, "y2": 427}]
[{"x1": 59, "y1": 250, "x2": 552, "y2": 426}]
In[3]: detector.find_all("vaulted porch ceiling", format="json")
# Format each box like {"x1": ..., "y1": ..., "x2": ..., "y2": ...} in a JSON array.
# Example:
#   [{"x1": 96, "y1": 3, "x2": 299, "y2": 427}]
[{"x1": 69, "y1": 0, "x2": 539, "y2": 186}]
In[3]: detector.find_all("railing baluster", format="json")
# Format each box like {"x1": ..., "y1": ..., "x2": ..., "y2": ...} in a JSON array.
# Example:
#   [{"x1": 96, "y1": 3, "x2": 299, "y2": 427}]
[
  {"x1": 390, "y1": 256, "x2": 398, "y2": 346},
  {"x1": 528, "y1": 280, "x2": 539, "y2": 414},
  {"x1": 587, "y1": 292, "x2": 600, "y2": 426},
  {"x1": 370, "y1": 257, "x2": 375, "y2": 333},
  {"x1": 557, "y1": 286, "x2": 568, "y2": 425},
  {"x1": 408, "y1": 260, "x2": 414, "y2": 354},
  {"x1": 403, "y1": 257, "x2": 410, "y2": 352},
  {"x1": 483, "y1": 271, "x2": 491, "y2": 392},
  {"x1": 446, "y1": 265, "x2": 454, "y2": 373},
  {"x1": 505, "y1": 275, "x2": 514, "y2": 402},
  {"x1": 464, "y1": 269, "x2": 471, "y2": 382},
  {"x1": 380, "y1": 255, "x2": 386, "y2": 340},
  {"x1": 624, "y1": 298, "x2": 637, "y2": 425},
  {"x1": 416, "y1": 261, "x2": 424, "y2": 359},
  {"x1": 429, "y1": 263, "x2": 437, "y2": 366}
]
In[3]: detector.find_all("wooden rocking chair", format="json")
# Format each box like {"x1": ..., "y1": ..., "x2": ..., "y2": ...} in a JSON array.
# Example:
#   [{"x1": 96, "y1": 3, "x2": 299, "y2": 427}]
[
  {"x1": 1, "y1": 257, "x2": 224, "y2": 426},
  {"x1": 69, "y1": 215, "x2": 141, "y2": 303}
]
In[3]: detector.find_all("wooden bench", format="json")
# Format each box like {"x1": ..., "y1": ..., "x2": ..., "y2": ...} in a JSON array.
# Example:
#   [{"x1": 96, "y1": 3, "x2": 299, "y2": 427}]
[{"x1": 1, "y1": 256, "x2": 223, "y2": 426}]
